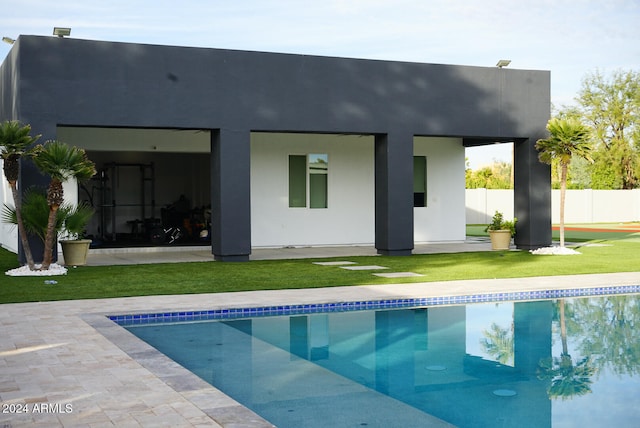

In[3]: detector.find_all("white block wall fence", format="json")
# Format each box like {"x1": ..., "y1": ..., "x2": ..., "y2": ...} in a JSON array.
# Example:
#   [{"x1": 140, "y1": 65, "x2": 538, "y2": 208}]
[{"x1": 466, "y1": 188, "x2": 640, "y2": 224}]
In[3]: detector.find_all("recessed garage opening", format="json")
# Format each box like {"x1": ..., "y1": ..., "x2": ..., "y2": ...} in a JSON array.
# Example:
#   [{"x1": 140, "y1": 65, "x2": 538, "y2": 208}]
[{"x1": 57, "y1": 127, "x2": 211, "y2": 249}]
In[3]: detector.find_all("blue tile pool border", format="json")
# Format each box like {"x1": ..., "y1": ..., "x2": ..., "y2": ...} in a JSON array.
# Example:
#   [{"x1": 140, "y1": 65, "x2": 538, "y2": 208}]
[{"x1": 109, "y1": 284, "x2": 640, "y2": 326}]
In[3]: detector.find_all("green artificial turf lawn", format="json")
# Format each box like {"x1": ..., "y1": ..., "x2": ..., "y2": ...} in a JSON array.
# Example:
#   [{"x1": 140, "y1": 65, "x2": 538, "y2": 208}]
[{"x1": 1, "y1": 237, "x2": 639, "y2": 304}]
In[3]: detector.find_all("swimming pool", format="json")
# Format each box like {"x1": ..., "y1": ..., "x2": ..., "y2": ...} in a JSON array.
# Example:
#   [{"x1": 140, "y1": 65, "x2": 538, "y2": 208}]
[{"x1": 115, "y1": 288, "x2": 640, "y2": 427}]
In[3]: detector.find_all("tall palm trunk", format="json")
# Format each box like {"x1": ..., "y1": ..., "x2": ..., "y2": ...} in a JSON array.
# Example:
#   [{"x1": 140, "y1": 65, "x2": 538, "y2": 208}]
[
  {"x1": 559, "y1": 299, "x2": 568, "y2": 356},
  {"x1": 40, "y1": 204, "x2": 59, "y2": 270},
  {"x1": 9, "y1": 181, "x2": 36, "y2": 269},
  {"x1": 41, "y1": 179, "x2": 63, "y2": 270},
  {"x1": 559, "y1": 163, "x2": 568, "y2": 248}
]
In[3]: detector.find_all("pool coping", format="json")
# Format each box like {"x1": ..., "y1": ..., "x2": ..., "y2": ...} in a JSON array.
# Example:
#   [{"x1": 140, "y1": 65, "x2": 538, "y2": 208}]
[
  {"x1": 2, "y1": 272, "x2": 640, "y2": 427},
  {"x1": 109, "y1": 284, "x2": 640, "y2": 326},
  {"x1": 81, "y1": 312, "x2": 275, "y2": 427}
]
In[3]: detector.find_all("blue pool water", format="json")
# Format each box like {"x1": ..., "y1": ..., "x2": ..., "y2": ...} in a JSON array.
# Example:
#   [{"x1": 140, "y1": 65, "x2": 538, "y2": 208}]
[{"x1": 120, "y1": 292, "x2": 640, "y2": 427}]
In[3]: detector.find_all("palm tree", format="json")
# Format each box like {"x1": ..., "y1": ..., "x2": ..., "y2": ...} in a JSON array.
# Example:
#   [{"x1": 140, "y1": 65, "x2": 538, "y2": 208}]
[
  {"x1": 32, "y1": 140, "x2": 96, "y2": 269},
  {"x1": 0, "y1": 121, "x2": 41, "y2": 269},
  {"x1": 538, "y1": 354, "x2": 596, "y2": 400},
  {"x1": 537, "y1": 299, "x2": 597, "y2": 400},
  {"x1": 2, "y1": 187, "x2": 87, "y2": 244},
  {"x1": 535, "y1": 118, "x2": 592, "y2": 247},
  {"x1": 480, "y1": 322, "x2": 514, "y2": 365}
]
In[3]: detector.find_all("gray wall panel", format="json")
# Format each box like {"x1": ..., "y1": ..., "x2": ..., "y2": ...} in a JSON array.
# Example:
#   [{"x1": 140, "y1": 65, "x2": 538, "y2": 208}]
[{"x1": 1, "y1": 35, "x2": 552, "y2": 258}]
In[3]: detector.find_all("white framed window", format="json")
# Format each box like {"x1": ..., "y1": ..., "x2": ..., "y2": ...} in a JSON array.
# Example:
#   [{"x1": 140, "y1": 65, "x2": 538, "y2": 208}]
[
  {"x1": 289, "y1": 154, "x2": 328, "y2": 208},
  {"x1": 414, "y1": 156, "x2": 427, "y2": 207}
]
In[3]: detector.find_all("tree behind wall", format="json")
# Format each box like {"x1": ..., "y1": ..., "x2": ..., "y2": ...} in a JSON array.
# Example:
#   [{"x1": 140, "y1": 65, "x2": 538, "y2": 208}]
[
  {"x1": 577, "y1": 70, "x2": 640, "y2": 189},
  {"x1": 465, "y1": 160, "x2": 512, "y2": 189}
]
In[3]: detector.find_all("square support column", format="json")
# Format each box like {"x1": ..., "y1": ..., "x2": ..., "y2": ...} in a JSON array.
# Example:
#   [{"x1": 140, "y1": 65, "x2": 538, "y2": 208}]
[
  {"x1": 514, "y1": 137, "x2": 552, "y2": 250},
  {"x1": 375, "y1": 132, "x2": 414, "y2": 256},
  {"x1": 211, "y1": 128, "x2": 251, "y2": 261}
]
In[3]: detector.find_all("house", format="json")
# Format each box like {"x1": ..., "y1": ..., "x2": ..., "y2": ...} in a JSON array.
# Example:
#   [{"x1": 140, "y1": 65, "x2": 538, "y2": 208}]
[{"x1": 0, "y1": 35, "x2": 551, "y2": 261}]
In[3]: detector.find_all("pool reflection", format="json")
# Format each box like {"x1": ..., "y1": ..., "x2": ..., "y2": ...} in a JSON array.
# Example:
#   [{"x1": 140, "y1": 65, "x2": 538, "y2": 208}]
[{"x1": 127, "y1": 295, "x2": 640, "y2": 427}]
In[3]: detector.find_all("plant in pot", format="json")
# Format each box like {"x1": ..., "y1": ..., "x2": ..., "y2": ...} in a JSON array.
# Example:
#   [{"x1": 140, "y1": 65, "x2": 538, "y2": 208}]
[
  {"x1": 58, "y1": 202, "x2": 94, "y2": 266},
  {"x1": 485, "y1": 211, "x2": 517, "y2": 250},
  {"x1": 31, "y1": 140, "x2": 96, "y2": 270}
]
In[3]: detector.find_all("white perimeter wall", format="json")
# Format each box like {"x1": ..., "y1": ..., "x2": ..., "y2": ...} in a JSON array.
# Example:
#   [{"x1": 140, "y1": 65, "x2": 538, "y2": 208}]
[
  {"x1": 466, "y1": 188, "x2": 640, "y2": 224},
  {"x1": 465, "y1": 189, "x2": 515, "y2": 224},
  {"x1": 250, "y1": 133, "x2": 466, "y2": 247},
  {"x1": 414, "y1": 136, "x2": 466, "y2": 243}
]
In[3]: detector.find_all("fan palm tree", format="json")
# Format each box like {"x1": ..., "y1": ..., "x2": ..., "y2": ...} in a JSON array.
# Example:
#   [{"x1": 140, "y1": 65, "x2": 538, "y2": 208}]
[
  {"x1": 0, "y1": 120, "x2": 41, "y2": 269},
  {"x1": 535, "y1": 118, "x2": 592, "y2": 247},
  {"x1": 31, "y1": 140, "x2": 96, "y2": 269}
]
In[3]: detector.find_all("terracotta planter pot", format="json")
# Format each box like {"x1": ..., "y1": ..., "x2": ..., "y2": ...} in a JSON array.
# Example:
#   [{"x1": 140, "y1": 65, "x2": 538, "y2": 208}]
[
  {"x1": 488, "y1": 230, "x2": 512, "y2": 250},
  {"x1": 60, "y1": 239, "x2": 92, "y2": 266}
]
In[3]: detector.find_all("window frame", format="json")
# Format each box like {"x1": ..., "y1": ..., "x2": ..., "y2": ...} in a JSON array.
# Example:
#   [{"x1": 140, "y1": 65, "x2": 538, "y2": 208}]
[
  {"x1": 288, "y1": 154, "x2": 307, "y2": 208},
  {"x1": 413, "y1": 155, "x2": 427, "y2": 208},
  {"x1": 288, "y1": 153, "x2": 329, "y2": 209}
]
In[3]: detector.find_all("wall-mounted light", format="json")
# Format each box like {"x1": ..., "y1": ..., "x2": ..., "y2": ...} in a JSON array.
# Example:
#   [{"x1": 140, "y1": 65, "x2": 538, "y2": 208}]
[
  {"x1": 2, "y1": 36, "x2": 15, "y2": 45},
  {"x1": 496, "y1": 59, "x2": 511, "y2": 68},
  {"x1": 53, "y1": 27, "x2": 71, "y2": 38}
]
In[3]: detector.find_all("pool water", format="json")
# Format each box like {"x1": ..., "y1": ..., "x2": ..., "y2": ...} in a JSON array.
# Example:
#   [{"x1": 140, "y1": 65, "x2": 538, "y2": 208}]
[{"x1": 124, "y1": 294, "x2": 640, "y2": 427}]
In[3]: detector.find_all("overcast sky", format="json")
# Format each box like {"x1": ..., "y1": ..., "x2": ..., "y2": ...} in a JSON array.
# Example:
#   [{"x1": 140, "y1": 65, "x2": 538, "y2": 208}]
[{"x1": 2, "y1": 0, "x2": 638, "y2": 167}]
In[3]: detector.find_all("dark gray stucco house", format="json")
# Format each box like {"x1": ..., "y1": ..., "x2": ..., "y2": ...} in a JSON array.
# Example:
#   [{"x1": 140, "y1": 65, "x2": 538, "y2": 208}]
[{"x1": 0, "y1": 35, "x2": 551, "y2": 261}]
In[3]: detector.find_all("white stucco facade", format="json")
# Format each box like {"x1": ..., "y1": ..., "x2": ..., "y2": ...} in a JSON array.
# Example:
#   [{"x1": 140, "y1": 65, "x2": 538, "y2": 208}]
[
  {"x1": 250, "y1": 133, "x2": 466, "y2": 248},
  {"x1": 413, "y1": 136, "x2": 467, "y2": 243},
  {"x1": 250, "y1": 133, "x2": 376, "y2": 247},
  {"x1": 1, "y1": 131, "x2": 467, "y2": 253}
]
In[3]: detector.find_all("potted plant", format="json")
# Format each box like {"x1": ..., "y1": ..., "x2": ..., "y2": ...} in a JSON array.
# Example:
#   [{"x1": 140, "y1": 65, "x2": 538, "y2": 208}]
[
  {"x1": 58, "y1": 202, "x2": 94, "y2": 266},
  {"x1": 31, "y1": 140, "x2": 96, "y2": 269},
  {"x1": 485, "y1": 211, "x2": 517, "y2": 250}
]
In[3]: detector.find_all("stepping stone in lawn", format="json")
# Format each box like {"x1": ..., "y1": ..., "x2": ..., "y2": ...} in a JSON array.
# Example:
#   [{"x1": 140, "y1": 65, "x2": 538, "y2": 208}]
[
  {"x1": 340, "y1": 265, "x2": 388, "y2": 271},
  {"x1": 373, "y1": 272, "x2": 424, "y2": 278},
  {"x1": 313, "y1": 261, "x2": 357, "y2": 266}
]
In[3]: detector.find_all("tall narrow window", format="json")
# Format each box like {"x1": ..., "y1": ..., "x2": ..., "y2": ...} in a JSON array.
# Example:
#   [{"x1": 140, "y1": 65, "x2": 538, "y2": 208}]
[
  {"x1": 413, "y1": 156, "x2": 427, "y2": 207},
  {"x1": 289, "y1": 154, "x2": 329, "y2": 208},
  {"x1": 289, "y1": 155, "x2": 307, "y2": 207},
  {"x1": 309, "y1": 154, "x2": 328, "y2": 208}
]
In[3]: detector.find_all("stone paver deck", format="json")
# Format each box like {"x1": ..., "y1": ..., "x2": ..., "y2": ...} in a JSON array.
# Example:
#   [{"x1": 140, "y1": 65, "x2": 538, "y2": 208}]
[
  {"x1": 2, "y1": 271, "x2": 640, "y2": 427},
  {"x1": 2, "y1": 241, "x2": 639, "y2": 426}
]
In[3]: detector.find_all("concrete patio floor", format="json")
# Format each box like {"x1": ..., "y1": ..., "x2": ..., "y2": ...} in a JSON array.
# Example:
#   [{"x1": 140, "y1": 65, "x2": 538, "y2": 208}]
[
  {"x1": 81, "y1": 238, "x2": 494, "y2": 265},
  {"x1": 2, "y1": 241, "x2": 640, "y2": 427}
]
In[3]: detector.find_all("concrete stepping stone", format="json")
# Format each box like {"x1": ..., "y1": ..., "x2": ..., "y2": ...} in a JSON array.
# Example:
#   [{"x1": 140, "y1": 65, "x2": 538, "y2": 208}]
[
  {"x1": 313, "y1": 261, "x2": 357, "y2": 266},
  {"x1": 373, "y1": 272, "x2": 424, "y2": 278},
  {"x1": 340, "y1": 265, "x2": 388, "y2": 271}
]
